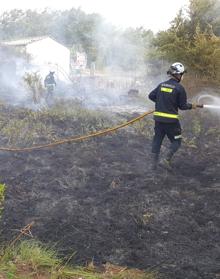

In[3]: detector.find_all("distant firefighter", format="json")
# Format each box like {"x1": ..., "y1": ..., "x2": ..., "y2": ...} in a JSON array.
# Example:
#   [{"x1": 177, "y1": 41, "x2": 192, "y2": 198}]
[{"x1": 44, "y1": 71, "x2": 56, "y2": 99}]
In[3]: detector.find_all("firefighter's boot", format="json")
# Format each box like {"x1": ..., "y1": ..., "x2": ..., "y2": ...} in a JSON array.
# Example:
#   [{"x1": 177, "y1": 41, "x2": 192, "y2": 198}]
[
  {"x1": 160, "y1": 151, "x2": 174, "y2": 171},
  {"x1": 160, "y1": 158, "x2": 172, "y2": 171}
]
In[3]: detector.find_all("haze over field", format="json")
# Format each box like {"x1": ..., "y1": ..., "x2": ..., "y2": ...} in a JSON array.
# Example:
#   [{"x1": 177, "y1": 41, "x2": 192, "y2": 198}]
[{"x1": 0, "y1": 0, "x2": 189, "y2": 32}]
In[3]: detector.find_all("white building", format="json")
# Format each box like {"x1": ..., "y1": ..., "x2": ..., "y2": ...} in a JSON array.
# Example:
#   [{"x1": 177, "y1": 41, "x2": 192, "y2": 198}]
[{"x1": 2, "y1": 36, "x2": 71, "y2": 81}]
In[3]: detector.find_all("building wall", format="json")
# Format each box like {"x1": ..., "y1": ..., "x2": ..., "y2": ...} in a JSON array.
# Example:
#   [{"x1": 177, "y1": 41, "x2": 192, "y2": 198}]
[{"x1": 26, "y1": 37, "x2": 70, "y2": 81}]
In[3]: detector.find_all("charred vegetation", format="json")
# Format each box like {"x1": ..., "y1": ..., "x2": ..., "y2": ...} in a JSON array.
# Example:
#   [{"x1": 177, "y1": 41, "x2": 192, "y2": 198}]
[{"x1": 0, "y1": 100, "x2": 219, "y2": 279}]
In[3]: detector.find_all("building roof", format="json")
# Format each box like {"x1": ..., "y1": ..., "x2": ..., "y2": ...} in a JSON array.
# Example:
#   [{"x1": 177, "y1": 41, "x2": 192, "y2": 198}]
[{"x1": 1, "y1": 36, "x2": 49, "y2": 46}]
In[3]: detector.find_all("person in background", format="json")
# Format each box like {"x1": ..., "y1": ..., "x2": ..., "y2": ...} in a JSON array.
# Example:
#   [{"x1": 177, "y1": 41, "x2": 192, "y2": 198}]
[
  {"x1": 44, "y1": 71, "x2": 56, "y2": 101},
  {"x1": 148, "y1": 62, "x2": 199, "y2": 171}
]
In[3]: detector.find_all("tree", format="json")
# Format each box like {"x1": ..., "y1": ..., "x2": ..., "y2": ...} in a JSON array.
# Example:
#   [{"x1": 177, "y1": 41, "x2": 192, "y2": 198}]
[
  {"x1": 153, "y1": 0, "x2": 220, "y2": 81},
  {"x1": 188, "y1": 0, "x2": 220, "y2": 35},
  {"x1": 186, "y1": 27, "x2": 220, "y2": 79}
]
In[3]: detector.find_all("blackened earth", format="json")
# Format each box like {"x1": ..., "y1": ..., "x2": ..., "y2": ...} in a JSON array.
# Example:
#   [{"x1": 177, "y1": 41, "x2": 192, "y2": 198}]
[{"x1": 0, "y1": 109, "x2": 220, "y2": 279}]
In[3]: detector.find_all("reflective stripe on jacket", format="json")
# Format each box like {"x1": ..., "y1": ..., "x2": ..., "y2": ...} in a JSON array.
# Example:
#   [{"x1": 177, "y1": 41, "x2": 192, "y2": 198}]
[
  {"x1": 153, "y1": 111, "x2": 179, "y2": 119},
  {"x1": 148, "y1": 78, "x2": 192, "y2": 123}
]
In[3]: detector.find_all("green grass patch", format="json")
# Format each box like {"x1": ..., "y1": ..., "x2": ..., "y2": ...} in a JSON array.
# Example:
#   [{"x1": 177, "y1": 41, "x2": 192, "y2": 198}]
[
  {"x1": 0, "y1": 183, "x2": 6, "y2": 218},
  {"x1": 0, "y1": 241, "x2": 158, "y2": 279}
]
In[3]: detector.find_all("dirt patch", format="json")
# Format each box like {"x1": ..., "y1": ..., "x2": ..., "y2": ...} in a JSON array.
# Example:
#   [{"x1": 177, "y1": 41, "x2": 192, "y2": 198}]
[{"x1": 0, "y1": 107, "x2": 220, "y2": 279}]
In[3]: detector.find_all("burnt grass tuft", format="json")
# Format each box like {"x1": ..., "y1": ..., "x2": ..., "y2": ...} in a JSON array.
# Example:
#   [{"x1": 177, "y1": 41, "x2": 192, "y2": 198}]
[{"x1": 0, "y1": 103, "x2": 219, "y2": 279}]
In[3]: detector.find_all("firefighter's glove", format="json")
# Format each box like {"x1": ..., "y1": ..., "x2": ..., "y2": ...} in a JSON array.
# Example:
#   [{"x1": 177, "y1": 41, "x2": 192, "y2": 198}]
[{"x1": 192, "y1": 103, "x2": 197, "y2": 109}]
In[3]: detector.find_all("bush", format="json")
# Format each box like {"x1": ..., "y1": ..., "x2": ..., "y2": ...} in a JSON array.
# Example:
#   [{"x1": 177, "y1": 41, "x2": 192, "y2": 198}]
[{"x1": 23, "y1": 71, "x2": 45, "y2": 104}]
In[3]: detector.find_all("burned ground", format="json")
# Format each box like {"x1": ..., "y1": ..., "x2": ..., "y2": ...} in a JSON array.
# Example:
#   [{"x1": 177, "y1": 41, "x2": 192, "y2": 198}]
[{"x1": 0, "y1": 104, "x2": 219, "y2": 279}]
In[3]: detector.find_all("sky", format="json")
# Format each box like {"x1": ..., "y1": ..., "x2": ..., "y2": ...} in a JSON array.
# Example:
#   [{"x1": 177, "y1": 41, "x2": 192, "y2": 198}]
[{"x1": 0, "y1": 0, "x2": 190, "y2": 32}]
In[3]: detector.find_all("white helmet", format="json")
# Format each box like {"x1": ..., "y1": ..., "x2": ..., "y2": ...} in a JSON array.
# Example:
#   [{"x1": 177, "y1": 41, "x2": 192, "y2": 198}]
[{"x1": 167, "y1": 62, "x2": 186, "y2": 75}]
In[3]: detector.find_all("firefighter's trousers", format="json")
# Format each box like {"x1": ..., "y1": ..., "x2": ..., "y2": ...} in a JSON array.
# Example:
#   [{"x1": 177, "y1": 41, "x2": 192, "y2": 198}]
[{"x1": 152, "y1": 121, "x2": 182, "y2": 159}]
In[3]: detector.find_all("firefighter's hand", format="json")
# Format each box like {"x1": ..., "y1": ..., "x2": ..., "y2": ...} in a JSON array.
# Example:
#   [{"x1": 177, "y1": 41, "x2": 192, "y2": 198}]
[{"x1": 192, "y1": 103, "x2": 197, "y2": 109}]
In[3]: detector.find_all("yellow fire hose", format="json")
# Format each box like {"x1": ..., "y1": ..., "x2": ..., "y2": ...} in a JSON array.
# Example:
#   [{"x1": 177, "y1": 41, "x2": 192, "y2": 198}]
[{"x1": 0, "y1": 110, "x2": 154, "y2": 152}]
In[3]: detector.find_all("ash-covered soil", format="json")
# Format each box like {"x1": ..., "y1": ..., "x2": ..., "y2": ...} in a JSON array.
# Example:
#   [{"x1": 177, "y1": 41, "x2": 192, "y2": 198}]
[{"x1": 0, "y1": 105, "x2": 220, "y2": 279}]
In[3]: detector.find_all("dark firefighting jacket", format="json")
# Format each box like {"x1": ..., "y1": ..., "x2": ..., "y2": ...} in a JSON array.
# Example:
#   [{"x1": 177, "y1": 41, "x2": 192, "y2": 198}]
[
  {"x1": 148, "y1": 78, "x2": 192, "y2": 123},
  {"x1": 44, "y1": 74, "x2": 56, "y2": 86}
]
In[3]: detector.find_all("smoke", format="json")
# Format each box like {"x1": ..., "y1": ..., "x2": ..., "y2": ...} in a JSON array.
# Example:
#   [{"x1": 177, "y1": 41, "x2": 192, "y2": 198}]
[
  {"x1": 96, "y1": 24, "x2": 146, "y2": 72},
  {"x1": 0, "y1": 43, "x2": 151, "y2": 113},
  {"x1": 65, "y1": 19, "x2": 156, "y2": 113},
  {"x1": 0, "y1": 8, "x2": 159, "y2": 114},
  {"x1": 0, "y1": 47, "x2": 30, "y2": 104}
]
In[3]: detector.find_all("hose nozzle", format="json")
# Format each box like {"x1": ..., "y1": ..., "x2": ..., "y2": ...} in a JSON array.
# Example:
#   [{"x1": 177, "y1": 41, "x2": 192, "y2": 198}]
[{"x1": 196, "y1": 104, "x2": 204, "y2": 108}]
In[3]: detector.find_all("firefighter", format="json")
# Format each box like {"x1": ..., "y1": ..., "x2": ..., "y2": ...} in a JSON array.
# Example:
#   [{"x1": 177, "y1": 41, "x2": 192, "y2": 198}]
[
  {"x1": 148, "y1": 62, "x2": 198, "y2": 170},
  {"x1": 44, "y1": 71, "x2": 56, "y2": 100}
]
